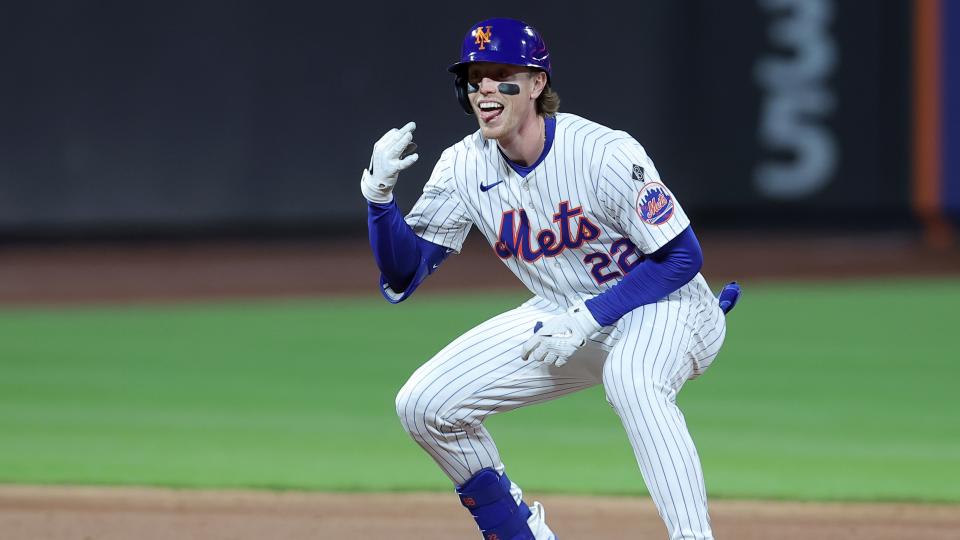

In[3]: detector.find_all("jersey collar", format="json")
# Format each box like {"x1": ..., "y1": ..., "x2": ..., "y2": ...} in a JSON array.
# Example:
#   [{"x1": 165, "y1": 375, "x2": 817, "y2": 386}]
[{"x1": 499, "y1": 115, "x2": 556, "y2": 178}]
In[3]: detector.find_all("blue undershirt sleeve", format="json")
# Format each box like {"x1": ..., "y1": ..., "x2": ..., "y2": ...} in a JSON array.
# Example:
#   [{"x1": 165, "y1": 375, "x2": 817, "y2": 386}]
[
  {"x1": 367, "y1": 200, "x2": 451, "y2": 303},
  {"x1": 584, "y1": 226, "x2": 703, "y2": 327}
]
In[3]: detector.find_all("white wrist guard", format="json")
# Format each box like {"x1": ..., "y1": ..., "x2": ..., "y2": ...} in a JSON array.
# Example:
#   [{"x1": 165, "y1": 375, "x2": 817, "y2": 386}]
[{"x1": 361, "y1": 168, "x2": 395, "y2": 204}]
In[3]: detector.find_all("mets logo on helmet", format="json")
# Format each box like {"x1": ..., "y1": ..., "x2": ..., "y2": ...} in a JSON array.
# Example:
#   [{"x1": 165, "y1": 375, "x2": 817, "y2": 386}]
[
  {"x1": 636, "y1": 182, "x2": 675, "y2": 226},
  {"x1": 474, "y1": 26, "x2": 492, "y2": 49}
]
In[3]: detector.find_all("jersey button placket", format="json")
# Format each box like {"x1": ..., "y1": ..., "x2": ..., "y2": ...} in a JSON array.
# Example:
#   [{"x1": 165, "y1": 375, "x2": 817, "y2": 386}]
[
  {"x1": 524, "y1": 179, "x2": 555, "y2": 288},
  {"x1": 520, "y1": 179, "x2": 531, "y2": 210},
  {"x1": 520, "y1": 178, "x2": 533, "y2": 209}
]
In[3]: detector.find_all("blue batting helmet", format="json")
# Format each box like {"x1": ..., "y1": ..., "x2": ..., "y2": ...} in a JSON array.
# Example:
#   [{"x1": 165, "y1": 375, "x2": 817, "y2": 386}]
[
  {"x1": 448, "y1": 18, "x2": 552, "y2": 78},
  {"x1": 449, "y1": 18, "x2": 552, "y2": 114}
]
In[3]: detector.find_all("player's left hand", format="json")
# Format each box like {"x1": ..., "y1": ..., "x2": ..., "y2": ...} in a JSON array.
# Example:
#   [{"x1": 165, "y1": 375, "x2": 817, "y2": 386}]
[{"x1": 521, "y1": 302, "x2": 601, "y2": 367}]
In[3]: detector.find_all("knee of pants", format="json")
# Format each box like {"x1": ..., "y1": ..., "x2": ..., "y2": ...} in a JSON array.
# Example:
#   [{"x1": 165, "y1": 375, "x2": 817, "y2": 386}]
[
  {"x1": 395, "y1": 377, "x2": 461, "y2": 439},
  {"x1": 395, "y1": 378, "x2": 421, "y2": 436},
  {"x1": 602, "y1": 363, "x2": 679, "y2": 409}
]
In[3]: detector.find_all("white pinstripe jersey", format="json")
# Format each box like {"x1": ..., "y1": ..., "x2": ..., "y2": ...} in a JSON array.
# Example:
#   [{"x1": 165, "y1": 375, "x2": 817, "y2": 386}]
[{"x1": 406, "y1": 113, "x2": 714, "y2": 308}]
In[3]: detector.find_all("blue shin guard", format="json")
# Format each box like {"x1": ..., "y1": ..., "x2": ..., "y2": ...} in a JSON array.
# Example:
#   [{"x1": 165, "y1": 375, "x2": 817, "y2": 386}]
[{"x1": 457, "y1": 468, "x2": 534, "y2": 540}]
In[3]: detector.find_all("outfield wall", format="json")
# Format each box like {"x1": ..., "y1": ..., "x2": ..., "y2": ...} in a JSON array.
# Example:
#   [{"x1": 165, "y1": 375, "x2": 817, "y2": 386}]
[{"x1": 0, "y1": 1, "x2": 926, "y2": 238}]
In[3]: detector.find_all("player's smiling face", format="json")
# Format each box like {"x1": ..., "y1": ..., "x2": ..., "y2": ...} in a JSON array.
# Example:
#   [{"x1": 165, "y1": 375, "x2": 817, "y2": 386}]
[{"x1": 466, "y1": 62, "x2": 546, "y2": 140}]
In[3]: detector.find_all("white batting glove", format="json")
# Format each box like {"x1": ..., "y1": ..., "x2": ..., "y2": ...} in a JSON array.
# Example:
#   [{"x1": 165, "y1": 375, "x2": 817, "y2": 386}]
[
  {"x1": 360, "y1": 121, "x2": 419, "y2": 204},
  {"x1": 521, "y1": 302, "x2": 601, "y2": 367}
]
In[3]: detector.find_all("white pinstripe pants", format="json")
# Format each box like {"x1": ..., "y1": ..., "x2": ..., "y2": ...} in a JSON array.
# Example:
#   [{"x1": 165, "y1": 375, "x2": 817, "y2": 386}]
[{"x1": 396, "y1": 292, "x2": 726, "y2": 540}]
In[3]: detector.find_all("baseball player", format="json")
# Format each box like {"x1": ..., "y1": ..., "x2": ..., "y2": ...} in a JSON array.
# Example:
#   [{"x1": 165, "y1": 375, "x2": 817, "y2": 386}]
[{"x1": 361, "y1": 18, "x2": 741, "y2": 540}]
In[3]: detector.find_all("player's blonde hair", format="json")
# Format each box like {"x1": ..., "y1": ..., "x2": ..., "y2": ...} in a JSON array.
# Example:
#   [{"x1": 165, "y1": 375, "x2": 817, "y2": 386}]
[
  {"x1": 537, "y1": 85, "x2": 560, "y2": 116},
  {"x1": 529, "y1": 70, "x2": 560, "y2": 116}
]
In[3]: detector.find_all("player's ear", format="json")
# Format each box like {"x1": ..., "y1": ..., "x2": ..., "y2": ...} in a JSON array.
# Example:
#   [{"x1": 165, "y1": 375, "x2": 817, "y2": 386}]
[{"x1": 529, "y1": 71, "x2": 547, "y2": 100}]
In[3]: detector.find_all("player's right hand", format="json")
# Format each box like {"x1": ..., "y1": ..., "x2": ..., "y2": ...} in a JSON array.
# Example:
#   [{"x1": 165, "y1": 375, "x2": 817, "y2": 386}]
[
  {"x1": 360, "y1": 122, "x2": 419, "y2": 204},
  {"x1": 520, "y1": 302, "x2": 601, "y2": 367}
]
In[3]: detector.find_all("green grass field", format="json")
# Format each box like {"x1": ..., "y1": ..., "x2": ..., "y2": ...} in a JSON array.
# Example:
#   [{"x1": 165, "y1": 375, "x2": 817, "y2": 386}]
[{"x1": 0, "y1": 279, "x2": 957, "y2": 502}]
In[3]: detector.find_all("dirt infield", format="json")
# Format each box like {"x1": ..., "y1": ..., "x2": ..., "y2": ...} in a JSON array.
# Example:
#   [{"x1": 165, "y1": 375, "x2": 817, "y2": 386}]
[{"x1": 1, "y1": 486, "x2": 958, "y2": 540}]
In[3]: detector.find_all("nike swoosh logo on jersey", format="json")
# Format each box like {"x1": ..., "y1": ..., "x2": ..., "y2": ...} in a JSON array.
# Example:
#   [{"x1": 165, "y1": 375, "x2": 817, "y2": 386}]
[{"x1": 479, "y1": 180, "x2": 504, "y2": 192}]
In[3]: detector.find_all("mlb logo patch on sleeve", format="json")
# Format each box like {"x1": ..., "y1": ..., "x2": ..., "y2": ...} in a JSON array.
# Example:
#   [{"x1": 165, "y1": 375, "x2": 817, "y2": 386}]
[{"x1": 636, "y1": 182, "x2": 675, "y2": 225}]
